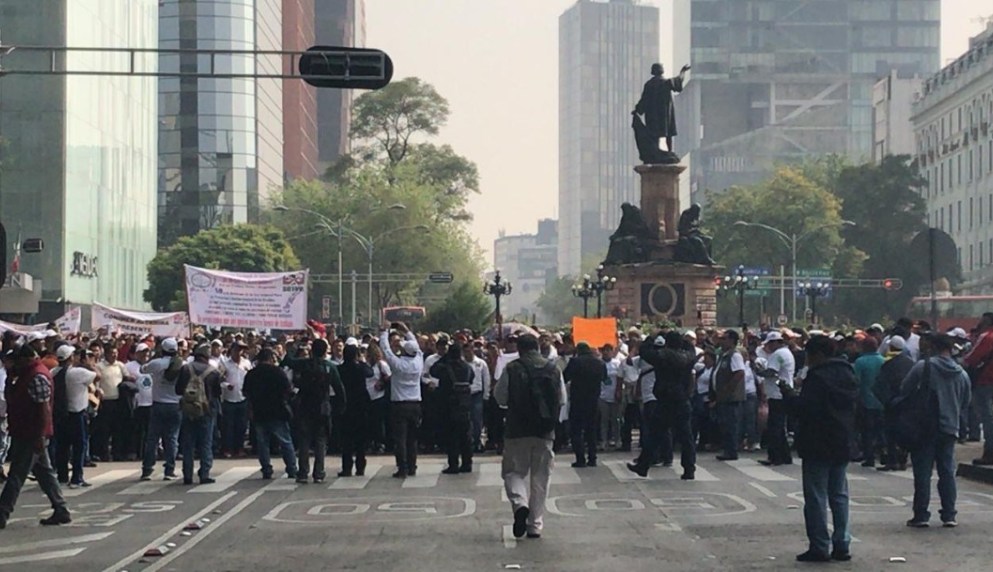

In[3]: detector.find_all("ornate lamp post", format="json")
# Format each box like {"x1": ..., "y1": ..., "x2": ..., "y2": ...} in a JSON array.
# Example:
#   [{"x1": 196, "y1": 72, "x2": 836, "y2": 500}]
[
  {"x1": 797, "y1": 281, "x2": 831, "y2": 325},
  {"x1": 484, "y1": 270, "x2": 512, "y2": 340},
  {"x1": 572, "y1": 265, "x2": 617, "y2": 319},
  {"x1": 719, "y1": 265, "x2": 759, "y2": 327},
  {"x1": 571, "y1": 276, "x2": 595, "y2": 319}
]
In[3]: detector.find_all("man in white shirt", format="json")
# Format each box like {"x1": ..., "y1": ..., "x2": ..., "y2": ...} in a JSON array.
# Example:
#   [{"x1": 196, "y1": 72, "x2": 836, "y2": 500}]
[
  {"x1": 379, "y1": 322, "x2": 423, "y2": 478},
  {"x1": 598, "y1": 344, "x2": 622, "y2": 449},
  {"x1": 713, "y1": 331, "x2": 746, "y2": 461},
  {"x1": 219, "y1": 341, "x2": 252, "y2": 458},
  {"x1": 127, "y1": 343, "x2": 153, "y2": 462},
  {"x1": 64, "y1": 348, "x2": 100, "y2": 488},
  {"x1": 91, "y1": 343, "x2": 134, "y2": 462},
  {"x1": 463, "y1": 342, "x2": 491, "y2": 452},
  {"x1": 618, "y1": 340, "x2": 642, "y2": 452},
  {"x1": 761, "y1": 332, "x2": 795, "y2": 466}
]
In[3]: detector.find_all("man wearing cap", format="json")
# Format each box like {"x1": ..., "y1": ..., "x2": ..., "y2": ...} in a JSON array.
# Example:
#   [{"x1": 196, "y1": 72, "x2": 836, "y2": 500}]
[
  {"x1": 139, "y1": 338, "x2": 184, "y2": 481},
  {"x1": 62, "y1": 348, "x2": 101, "y2": 488},
  {"x1": 963, "y1": 313, "x2": 993, "y2": 466},
  {"x1": 563, "y1": 342, "x2": 606, "y2": 468},
  {"x1": 126, "y1": 343, "x2": 153, "y2": 462},
  {"x1": 0, "y1": 345, "x2": 71, "y2": 528},
  {"x1": 175, "y1": 344, "x2": 222, "y2": 485},
  {"x1": 219, "y1": 341, "x2": 252, "y2": 458},
  {"x1": 874, "y1": 336, "x2": 913, "y2": 471},
  {"x1": 761, "y1": 331, "x2": 795, "y2": 466},
  {"x1": 379, "y1": 321, "x2": 424, "y2": 478}
]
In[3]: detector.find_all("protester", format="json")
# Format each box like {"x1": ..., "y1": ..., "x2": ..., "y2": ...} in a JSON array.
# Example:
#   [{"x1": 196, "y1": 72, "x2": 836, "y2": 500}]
[
  {"x1": 874, "y1": 336, "x2": 914, "y2": 471},
  {"x1": 140, "y1": 338, "x2": 184, "y2": 481},
  {"x1": 962, "y1": 313, "x2": 993, "y2": 466},
  {"x1": 464, "y1": 341, "x2": 491, "y2": 454},
  {"x1": 219, "y1": 341, "x2": 251, "y2": 458},
  {"x1": 91, "y1": 342, "x2": 134, "y2": 462},
  {"x1": 63, "y1": 348, "x2": 100, "y2": 488},
  {"x1": 853, "y1": 337, "x2": 885, "y2": 468},
  {"x1": 713, "y1": 330, "x2": 746, "y2": 461},
  {"x1": 338, "y1": 344, "x2": 373, "y2": 477},
  {"x1": 597, "y1": 344, "x2": 621, "y2": 449},
  {"x1": 432, "y1": 342, "x2": 475, "y2": 474},
  {"x1": 364, "y1": 342, "x2": 391, "y2": 454},
  {"x1": 176, "y1": 344, "x2": 222, "y2": 485},
  {"x1": 563, "y1": 342, "x2": 605, "y2": 468},
  {"x1": 379, "y1": 322, "x2": 423, "y2": 478},
  {"x1": 760, "y1": 332, "x2": 795, "y2": 466},
  {"x1": 282, "y1": 338, "x2": 343, "y2": 484},
  {"x1": 245, "y1": 348, "x2": 298, "y2": 481}
]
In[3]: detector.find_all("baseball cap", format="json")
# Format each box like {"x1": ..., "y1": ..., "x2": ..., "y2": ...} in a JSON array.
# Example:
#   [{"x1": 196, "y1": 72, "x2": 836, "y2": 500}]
[
  {"x1": 868, "y1": 323, "x2": 884, "y2": 333},
  {"x1": 135, "y1": 343, "x2": 150, "y2": 353},
  {"x1": 764, "y1": 331, "x2": 784, "y2": 344},
  {"x1": 193, "y1": 343, "x2": 212, "y2": 358},
  {"x1": 683, "y1": 330, "x2": 697, "y2": 340},
  {"x1": 210, "y1": 339, "x2": 223, "y2": 347},
  {"x1": 888, "y1": 336, "x2": 907, "y2": 351},
  {"x1": 26, "y1": 331, "x2": 46, "y2": 343},
  {"x1": 44, "y1": 329, "x2": 58, "y2": 338},
  {"x1": 652, "y1": 335, "x2": 666, "y2": 347},
  {"x1": 401, "y1": 340, "x2": 420, "y2": 356},
  {"x1": 345, "y1": 337, "x2": 359, "y2": 347},
  {"x1": 948, "y1": 327, "x2": 968, "y2": 340},
  {"x1": 56, "y1": 345, "x2": 76, "y2": 361},
  {"x1": 161, "y1": 338, "x2": 179, "y2": 353}
]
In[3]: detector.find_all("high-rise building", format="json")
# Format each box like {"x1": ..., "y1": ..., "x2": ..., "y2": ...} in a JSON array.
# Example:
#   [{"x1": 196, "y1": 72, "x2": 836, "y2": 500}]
[
  {"x1": 681, "y1": 0, "x2": 940, "y2": 203},
  {"x1": 315, "y1": 0, "x2": 366, "y2": 169},
  {"x1": 283, "y1": 0, "x2": 320, "y2": 181},
  {"x1": 872, "y1": 71, "x2": 922, "y2": 162},
  {"x1": 912, "y1": 23, "x2": 993, "y2": 294},
  {"x1": 158, "y1": 0, "x2": 284, "y2": 247},
  {"x1": 558, "y1": 0, "x2": 660, "y2": 277},
  {"x1": 494, "y1": 220, "x2": 559, "y2": 322},
  {"x1": 0, "y1": 0, "x2": 159, "y2": 320}
]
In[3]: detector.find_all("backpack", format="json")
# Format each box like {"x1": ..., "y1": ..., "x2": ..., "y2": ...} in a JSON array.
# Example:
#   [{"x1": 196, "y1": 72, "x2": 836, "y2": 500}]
[
  {"x1": 892, "y1": 359, "x2": 939, "y2": 450},
  {"x1": 516, "y1": 360, "x2": 560, "y2": 435},
  {"x1": 445, "y1": 363, "x2": 474, "y2": 418},
  {"x1": 181, "y1": 365, "x2": 211, "y2": 419}
]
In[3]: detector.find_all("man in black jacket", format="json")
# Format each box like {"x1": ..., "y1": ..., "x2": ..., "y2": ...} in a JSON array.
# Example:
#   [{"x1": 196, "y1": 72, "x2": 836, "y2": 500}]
[
  {"x1": 794, "y1": 335, "x2": 858, "y2": 563},
  {"x1": 431, "y1": 343, "x2": 475, "y2": 474},
  {"x1": 337, "y1": 345, "x2": 373, "y2": 477},
  {"x1": 244, "y1": 349, "x2": 298, "y2": 482},
  {"x1": 563, "y1": 343, "x2": 606, "y2": 468},
  {"x1": 874, "y1": 336, "x2": 915, "y2": 471}
]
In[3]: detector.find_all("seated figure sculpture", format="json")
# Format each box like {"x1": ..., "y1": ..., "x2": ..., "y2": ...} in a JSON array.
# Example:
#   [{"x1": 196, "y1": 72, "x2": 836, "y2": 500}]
[
  {"x1": 603, "y1": 203, "x2": 657, "y2": 265},
  {"x1": 674, "y1": 204, "x2": 716, "y2": 266}
]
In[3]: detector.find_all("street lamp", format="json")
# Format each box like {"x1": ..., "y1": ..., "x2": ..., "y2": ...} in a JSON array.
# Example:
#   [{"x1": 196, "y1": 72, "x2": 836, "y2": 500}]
[
  {"x1": 572, "y1": 265, "x2": 617, "y2": 319},
  {"x1": 571, "y1": 275, "x2": 595, "y2": 319},
  {"x1": 732, "y1": 219, "x2": 855, "y2": 324},
  {"x1": 484, "y1": 270, "x2": 512, "y2": 340},
  {"x1": 797, "y1": 281, "x2": 831, "y2": 325},
  {"x1": 719, "y1": 265, "x2": 759, "y2": 327}
]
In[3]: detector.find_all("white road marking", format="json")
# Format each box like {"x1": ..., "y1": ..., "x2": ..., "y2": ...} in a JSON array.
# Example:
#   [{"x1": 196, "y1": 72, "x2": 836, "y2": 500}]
[
  {"x1": 670, "y1": 464, "x2": 718, "y2": 482},
  {"x1": 402, "y1": 465, "x2": 442, "y2": 489},
  {"x1": 0, "y1": 532, "x2": 114, "y2": 554},
  {"x1": 501, "y1": 488, "x2": 509, "y2": 502},
  {"x1": 879, "y1": 470, "x2": 915, "y2": 480},
  {"x1": 100, "y1": 492, "x2": 237, "y2": 572},
  {"x1": 605, "y1": 460, "x2": 643, "y2": 481},
  {"x1": 189, "y1": 467, "x2": 257, "y2": 493},
  {"x1": 749, "y1": 482, "x2": 778, "y2": 498},
  {"x1": 476, "y1": 463, "x2": 503, "y2": 487},
  {"x1": 655, "y1": 522, "x2": 682, "y2": 531},
  {"x1": 331, "y1": 464, "x2": 382, "y2": 489},
  {"x1": 118, "y1": 475, "x2": 178, "y2": 496},
  {"x1": 550, "y1": 466, "x2": 581, "y2": 485},
  {"x1": 726, "y1": 459, "x2": 795, "y2": 482},
  {"x1": 502, "y1": 524, "x2": 518, "y2": 548},
  {"x1": 63, "y1": 470, "x2": 138, "y2": 497},
  {"x1": 0, "y1": 548, "x2": 86, "y2": 565}
]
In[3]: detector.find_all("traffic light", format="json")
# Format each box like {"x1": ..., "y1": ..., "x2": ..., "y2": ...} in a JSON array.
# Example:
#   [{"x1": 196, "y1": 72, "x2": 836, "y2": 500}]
[
  {"x1": 21, "y1": 238, "x2": 44, "y2": 253},
  {"x1": 298, "y1": 46, "x2": 393, "y2": 90},
  {"x1": 882, "y1": 278, "x2": 903, "y2": 291}
]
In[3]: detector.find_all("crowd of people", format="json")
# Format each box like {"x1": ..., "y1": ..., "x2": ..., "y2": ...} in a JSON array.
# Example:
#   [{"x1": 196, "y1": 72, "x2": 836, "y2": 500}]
[{"x1": 0, "y1": 313, "x2": 990, "y2": 560}]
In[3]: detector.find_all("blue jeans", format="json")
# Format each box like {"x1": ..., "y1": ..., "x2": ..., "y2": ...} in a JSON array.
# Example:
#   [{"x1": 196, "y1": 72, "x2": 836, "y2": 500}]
[
  {"x1": 222, "y1": 400, "x2": 248, "y2": 454},
  {"x1": 911, "y1": 432, "x2": 958, "y2": 523},
  {"x1": 716, "y1": 402, "x2": 742, "y2": 459},
  {"x1": 802, "y1": 460, "x2": 850, "y2": 555},
  {"x1": 740, "y1": 393, "x2": 759, "y2": 445},
  {"x1": 180, "y1": 414, "x2": 214, "y2": 481},
  {"x1": 470, "y1": 392, "x2": 485, "y2": 449},
  {"x1": 143, "y1": 402, "x2": 181, "y2": 475},
  {"x1": 254, "y1": 420, "x2": 297, "y2": 478}
]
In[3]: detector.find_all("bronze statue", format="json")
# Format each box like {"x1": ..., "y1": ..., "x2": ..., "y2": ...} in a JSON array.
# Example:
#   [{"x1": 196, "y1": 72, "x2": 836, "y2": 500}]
[
  {"x1": 604, "y1": 203, "x2": 657, "y2": 265},
  {"x1": 674, "y1": 204, "x2": 715, "y2": 265},
  {"x1": 632, "y1": 63, "x2": 690, "y2": 165}
]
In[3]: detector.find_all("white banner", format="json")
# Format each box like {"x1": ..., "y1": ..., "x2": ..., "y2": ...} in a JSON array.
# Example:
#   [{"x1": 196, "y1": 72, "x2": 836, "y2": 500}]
[
  {"x1": 92, "y1": 303, "x2": 190, "y2": 338},
  {"x1": 184, "y1": 265, "x2": 308, "y2": 330},
  {"x1": 0, "y1": 320, "x2": 47, "y2": 337},
  {"x1": 54, "y1": 307, "x2": 82, "y2": 336}
]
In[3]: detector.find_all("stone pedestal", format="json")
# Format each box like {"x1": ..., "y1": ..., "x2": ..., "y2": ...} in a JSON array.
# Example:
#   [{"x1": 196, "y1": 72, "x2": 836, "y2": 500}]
[
  {"x1": 635, "y1": 163, "x2": 686, "y2": 242},
  {"x1": 603, "y1": 262, "x2": 721, "y2": 328}
]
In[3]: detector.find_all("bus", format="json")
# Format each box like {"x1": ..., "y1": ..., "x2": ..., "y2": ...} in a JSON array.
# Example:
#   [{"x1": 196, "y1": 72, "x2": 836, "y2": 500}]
[
  {"x1": 907, "y1": 295, "x2": 993, "y2": 332},
  {"x1": 381, "y1": 306, "x2": 427, "y2": 325}
]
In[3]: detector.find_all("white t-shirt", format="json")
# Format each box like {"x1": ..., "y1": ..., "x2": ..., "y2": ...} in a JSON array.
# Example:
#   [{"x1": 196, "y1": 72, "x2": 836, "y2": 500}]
[
  {"x1": 744, "y1": 362, "x2": 757, "y2": 395},
  {"x1": 220, "y1": 355, "x2": 251, "y2": 402},
  {"x1": 494, "y1": 352, "x2": 519, "y2": 382},
  {"x1": 365, "y1": 360, "x2": 391, "y2": 401},
  {"x1": 422, "y1": 354, "x2": 442, "y2": 387},
  {"x1": 66, "y1": 366, "x2": 97, "y2": 413},
  {"x1": 468, "y1": 356, "x2": 490, "y2": 395},
  {"x1": 600, "y1": 357, "x2": 621, "y2": 402},
  {"x1": 97, "y1": 360, "x2": 128, "y2": 401},
  {"x1": 696, "y1": 367, "x2": 714, "y2": 399},
  {"x1": 126, "y1": 360, "x2": 154, "y2": 407},
  {"x1": 639, "y1": 359, "x2": 657, "y2": 404},
  {"x1": 764, "y1": 347, "x2": 796, "y2": 400}
]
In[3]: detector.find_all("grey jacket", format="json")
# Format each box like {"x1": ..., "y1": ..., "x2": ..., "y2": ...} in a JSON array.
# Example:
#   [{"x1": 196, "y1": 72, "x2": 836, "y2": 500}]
[{"x1": 900, "y1": 356, "x2": 971, "y2": 437}]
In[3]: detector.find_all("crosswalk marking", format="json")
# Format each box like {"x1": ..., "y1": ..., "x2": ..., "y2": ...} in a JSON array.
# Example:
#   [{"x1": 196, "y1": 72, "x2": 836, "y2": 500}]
[
  {"x1": 477, "y1": 463, "x2": 503, "y2": 487},
  {"x1": 64, "y1": 469, "x2": 137, "y2": 497},
  {"x1": 403, "y1": 465, "x2": 442, "y2": 488},
  {"x1": 0, "y1": 532, "x2": 114, "y2": 554},
  {"x1": 726, "y1": 459, "x2": 796, "y2": 482},
  {"x1": 0, "y1": 548, "x2": 86, "y2": 566},
  {"x1": 605, "y1": 460, "x2": 641, "y2": 481},
  {"x1": 189, "y1": 467, "x2": 258, "y2": 493},
  {"x1": 550, "y1": 466, "x2": 581, "y2": 485},
  {"x1": 330, "y1": 464, "x2": 382, "y2": 489},
  {"x1": 670, "y1": 464, "x2": 719, "y2": 482},
  {"x1": 117, "y1": 475, "x2": 178, "y2": 496}
]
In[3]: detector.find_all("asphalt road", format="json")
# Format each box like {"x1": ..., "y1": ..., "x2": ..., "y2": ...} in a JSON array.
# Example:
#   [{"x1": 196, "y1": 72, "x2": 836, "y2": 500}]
[{"x1": 1, "y1": 449, "x2": 992, "y2": 572}]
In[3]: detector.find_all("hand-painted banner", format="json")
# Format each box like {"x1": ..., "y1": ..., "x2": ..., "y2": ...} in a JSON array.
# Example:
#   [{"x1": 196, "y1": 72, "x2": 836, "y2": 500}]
[
  {"x1": 184, "y1": 265, "x2": 309, "y2": 330},
  {"x1": 92, "y1": 303, "x2": 190, "y2": 338},
  {"x1": 571, "y1": 317, "x2": 619, "y2": 349},
  {"x1": 0, "y1": 307, "x2": 82, "y2": 337}
]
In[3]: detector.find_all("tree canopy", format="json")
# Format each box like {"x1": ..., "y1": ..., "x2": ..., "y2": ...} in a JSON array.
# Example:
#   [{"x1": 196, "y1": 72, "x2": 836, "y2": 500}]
[
  {"x1": 144, "y1": 224, "x2": 298, "y2": 311},
  {"x1": 421, "y1": 281, "x2": 492, "y2": 334}
]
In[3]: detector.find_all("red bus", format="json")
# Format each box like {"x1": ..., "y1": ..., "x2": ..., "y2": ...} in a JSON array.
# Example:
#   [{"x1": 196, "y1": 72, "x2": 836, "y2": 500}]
[
  {"x1": 381, "y1": 306, "x2": 426, "y2": 324},
  {"x1": 907, "y1": 295, "x2": 993, "y2": 332}
]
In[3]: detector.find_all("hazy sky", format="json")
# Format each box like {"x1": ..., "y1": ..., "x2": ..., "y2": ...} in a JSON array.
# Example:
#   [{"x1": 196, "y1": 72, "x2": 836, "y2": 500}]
[{"x1": 365, "y1": 0, "x2": 991, "y2": 266}]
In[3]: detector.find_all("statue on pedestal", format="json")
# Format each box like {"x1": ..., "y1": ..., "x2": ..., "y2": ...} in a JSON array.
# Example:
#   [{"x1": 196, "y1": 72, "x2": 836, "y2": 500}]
[
  {"x1": 674, "y1": 204, "x2": 716, "y2": 266},
  {"x1": 604, "y1": 203, "x2": 657, "y2": 265},
  {"x1": 632, "y1": 63, "x2": 690, "y2": 165}
]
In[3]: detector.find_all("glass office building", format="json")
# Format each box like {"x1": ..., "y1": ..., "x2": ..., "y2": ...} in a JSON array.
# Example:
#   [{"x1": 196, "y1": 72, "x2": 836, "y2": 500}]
[
  {"x1": 558, "y1": 0, "x2": 660, "y2": 277},
  {"x1": 158, "y1": 0, "x2": 283, "y2": 247},
  {"x1": 0, "y1": 0, "x2": 158, "y2": 319},
  {"x1": 681, "y1": 0, "x2": 940, "y2": 200}
]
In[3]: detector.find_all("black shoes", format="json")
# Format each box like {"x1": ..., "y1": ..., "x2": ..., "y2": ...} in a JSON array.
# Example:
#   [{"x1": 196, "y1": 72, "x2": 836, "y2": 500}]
[
  {"x1": 139, "y1": 470, "x2": 153, "y2": 481},
  {"x1": 392, "y1": 470, "x2": 408, "y2": 479},
  {"x1": 512, "y1": 507, "x2": 529, "y2": 539},
  {"x1": 831, "y1": 550, "x2": 852, "y2": 562},
  {"x1": 681, "y1": 471, "x2": 695, "y2": 481},
  {"x1": 40, "y1": 509, "x2": 72, "y2": 526},
  {"x1": 459, "y1": 465, "x2": 473, "y2": 473},
  {"x1": 571, "y1": 461, "x2": 587, "y2": 468},
  {"x1": 716, "y1": 455, "x2": 738, "y2": 461},
  {"x1": 441, "y1": 467, "x2": 461, "y2": 475},
  {"x1": 795, "y1": 550, "x2": 831, "y2": 563},
  {"x1": 338, "y1": 470, "x2": 353, "y2": 477},
  {"x1": 200, "y1": 477, "x2": 216, "y2": 485},
  {"x1": 526, "y1": 532, "x2": 541, "y2": 539},
  {"x1": 626, "y1": 463, "x2": 649, "y2": 478}
]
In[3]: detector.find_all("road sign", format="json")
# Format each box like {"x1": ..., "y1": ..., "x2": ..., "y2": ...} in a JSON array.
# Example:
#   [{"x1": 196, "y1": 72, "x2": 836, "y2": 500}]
[
  {"x1": 738, "y1": 266, "x2": 771, "y2": 277},
  {"x1": 428, "y1": 272, "x2": 454, "y2": 284},
  {"x1": 797, "y1": 268, "x2": 832, "y2": 278},
  {"x1": 298, "y1": 46, "x2": 393, "y2": 90}
]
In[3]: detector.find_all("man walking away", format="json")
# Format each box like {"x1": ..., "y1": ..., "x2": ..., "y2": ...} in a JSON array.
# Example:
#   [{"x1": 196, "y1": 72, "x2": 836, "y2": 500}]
[
  {"x1": 282, "y1": 339, "x2": 343, "y2": 483},
  {"x1": 495, "y1": 334, "x2": 565, "y2": 539},
  {"x1": 245, "y1": 349, "x2": 298, "y2": 481},
  {"x1": 563, "y1": 343, "x2": 605, "y2": 468},
  {"x1": 902, "y1": 333, "x2": 971, "y2": 528},
  {"x1": 176, "y1": 344, "x2": 222, "y2": 485},
  {"x1": 433, "y1": 343, "x2": 475, "y2": 474},
  {"x1": 963, "y1": 313, "x2": 993, "y2": 466},
  {"x1": 140, "y1": 338, "x2": 184, "y2": 481},
  {"x1": 874, "y1": 336, "x2": 914, "y2": 471},
  {"x1": 794, "y1": 336, "x2": 858, "y2": 563},
  {"x1": 379, "y1": 322, "x2": 423, "y2": 478},
  {"x1": 0, "y1": 345, "x2": 71, "y2": 529}
]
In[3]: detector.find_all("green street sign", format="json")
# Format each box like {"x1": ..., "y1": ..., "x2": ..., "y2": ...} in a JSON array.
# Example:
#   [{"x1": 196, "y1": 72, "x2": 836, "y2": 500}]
[{"x1": 797, "y1": 268, "x2": 831, "y2": 278}]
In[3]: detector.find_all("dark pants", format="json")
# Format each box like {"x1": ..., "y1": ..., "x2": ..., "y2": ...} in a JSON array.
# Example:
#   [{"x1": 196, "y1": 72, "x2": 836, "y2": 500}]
[
  {"x1": 55, "y1": 412, "x2": 87, "y2": 484},
  {"x1": 221, "y1": 400, "x2": 248, "y2": 454},
  {"x1": 294, "y1": 415, "x2": 329, "y2": 480},
  {"x1": 470, "y1": 392, "x2": 485, "y2": 450},
  {"x1": 857, "y1": 407, "x2": 884, "y2": 464},
  {"x1": 717, "y1": 402, "x2": 742, "y2": 459},
  {"x1": 639, "y1": 399, "x2": 695, "y2": 474},
  {"x1": 570, "y1": 410, "x2": 598, "y2": 465},
  {"x1": 133, "y1": 406, "x2": 151, "y2": 460},
  {"x1": 180, "y1": 414, "x2": 214, "y2": 481},
  {"x1": 620, "y1": 402, "x2": 641, "y2": 449},
  {"x1": 391, "y1": 402, "x2": 421, "y2": 474},
  {"x1": 256, "y1": 419, "x2": 298, "y2": 478},
  {"x1": 802, "y1": 460, "x2": 850, "y2": 556},
  {"x1": 740, "y1": 393, "x2": 759, "y2": 445},
  {"x1": 691, "y1": 393, "x2": 715, "y2": 449},
  {"x1": 882, "y1": 409, "x2": 907, "y2": 467},
  {"x1": 341, "y1": 414, "x2": 368, "y2": 475},
  {"x1": 368, "y1": 397, "x2": 389, "y2": 450},
  {"x1": 765, "y1": 399, "x2": 792, "y2": 464},
  {"x1": 484, "y1": 395, "x2": 504, "y2": 451},
  {"x1": 911, "y1": 432, "x2": 958, "y2": 523},
  {"x1": 0, "y1": 437, "x2": 67, "y2": 521},
  {"x1": 143, "y1": 402, "x2": 182, "y2": 476},
  {"x1": 91, "y1": 398, "x2": 130, "y2": 461},
  {"x1": 446, "y1": 414, "x2": 473, "y2": 470}
]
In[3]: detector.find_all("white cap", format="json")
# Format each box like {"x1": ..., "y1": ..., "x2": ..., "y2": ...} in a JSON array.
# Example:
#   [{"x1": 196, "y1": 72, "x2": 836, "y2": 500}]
[
  {"x1": 161, "y1": 338, "x2": 179, "y2": 353},
  {"x1": 44, "y1": 329, "x2": 58, "y2": 338},
  {"x1": 948, "y1": 327, "x2": 968, "y2": 339},
  {"x1": 27, "y1": 331, "x2": 46, "y2": 343},
  {"x1": 653, "y1": 335, "x2": 666, "y2": 347},
  {"x1": 401, "y1": 340, "x2": 420, "y2": 355},
  {"x1": 763, "y1": 331, "x2": 784, "y2": 344},
  {"x1": 683, "y1": 330, "x2": 697, "y2": 340},
  {"x1": 889, "y1": 336, "x2": 907, "y2": 351},
  {"x1": 135, "y1": 343, "x2": 150, "y2": 353},
  {"x1": 345, "y1": 337, "x2": 359, "y2": 347},
  {"x1": 56, "y1": 345, "x2": 76, "y2": 361},
  {"x1": 868, "y1": 323, "x2": 884, "y2": 332}
]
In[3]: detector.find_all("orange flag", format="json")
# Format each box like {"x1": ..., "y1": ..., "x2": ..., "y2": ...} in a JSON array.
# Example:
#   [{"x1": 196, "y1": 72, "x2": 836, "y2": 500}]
[{"x1": 571, "y1": 317, "x2": 619, "y2": 348}]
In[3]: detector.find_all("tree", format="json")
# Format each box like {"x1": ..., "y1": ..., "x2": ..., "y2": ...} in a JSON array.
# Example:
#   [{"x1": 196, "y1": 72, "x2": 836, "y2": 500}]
[
  {"x1": 350, "y1": 77, "x2": 450, "y2": 166},
  {"x1": 537, "y1": 276, "x2": 585, "y2": 327},
  {"x1": 421, "y1": 281, "x2": 492, "y2": 334},
  {"x1": 144, "y1": 224, "x2": 298, "y2": 311}
]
